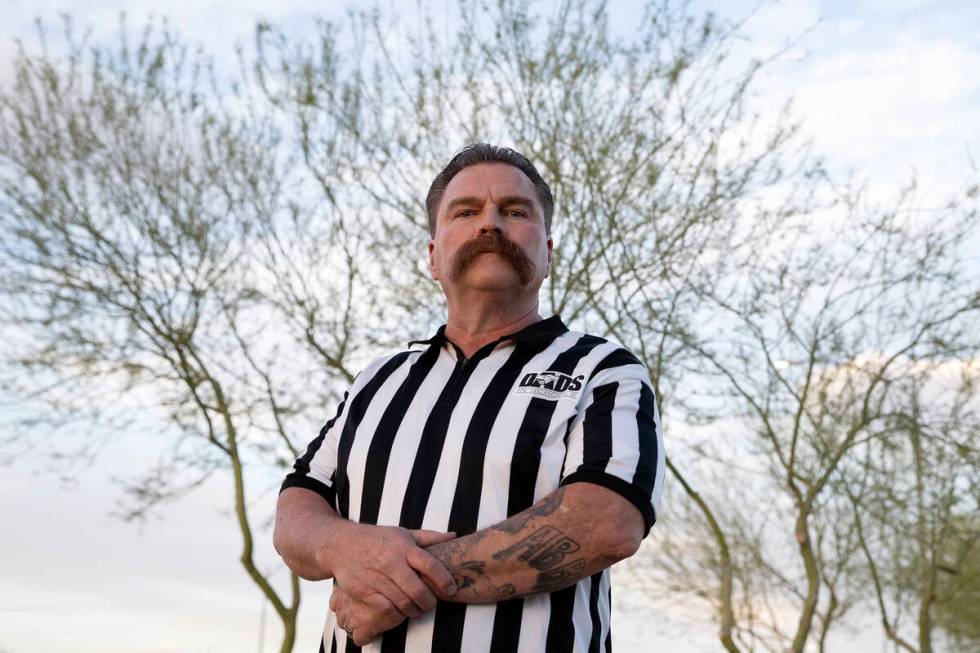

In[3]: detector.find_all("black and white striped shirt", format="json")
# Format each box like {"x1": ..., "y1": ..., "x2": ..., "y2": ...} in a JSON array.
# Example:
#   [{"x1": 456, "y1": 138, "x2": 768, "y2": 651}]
[{"x1": 281, "y1": 315, "x2": 665, "y2": 653}]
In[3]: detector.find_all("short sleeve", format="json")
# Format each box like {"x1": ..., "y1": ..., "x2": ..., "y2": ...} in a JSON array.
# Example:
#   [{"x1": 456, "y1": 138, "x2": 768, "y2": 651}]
[
  {"x1": 559, "y1": 358, "x2": 665, "y2": 536},
  {"x1": 279, "y1": 390, "x2": 352, "y2": 510}
]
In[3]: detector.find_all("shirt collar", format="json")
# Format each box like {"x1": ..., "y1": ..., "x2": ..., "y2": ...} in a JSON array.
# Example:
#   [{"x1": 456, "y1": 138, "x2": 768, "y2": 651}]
[{"x1": 407, "y1": 314, "x2": 568, "y2": 349}]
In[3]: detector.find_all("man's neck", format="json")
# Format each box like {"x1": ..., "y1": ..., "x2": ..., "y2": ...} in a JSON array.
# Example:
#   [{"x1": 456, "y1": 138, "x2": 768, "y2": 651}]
[{"x1": 442, "y1": 298, "x2": 542, "y2": 360}]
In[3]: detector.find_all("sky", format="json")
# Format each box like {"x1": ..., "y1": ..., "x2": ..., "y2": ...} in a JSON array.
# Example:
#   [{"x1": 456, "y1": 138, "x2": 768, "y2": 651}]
[{"x1": 1, "y1": 1, "x2": 978, "y2": 652}]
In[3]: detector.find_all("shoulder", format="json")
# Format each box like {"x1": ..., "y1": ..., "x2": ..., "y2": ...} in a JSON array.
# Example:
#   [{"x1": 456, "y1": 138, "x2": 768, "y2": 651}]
[
  {"x1": 559, "y1": 329, "x2": 651, "y2": 386},
  {"x1": 349, "y1": 348, "x2": 425, "y2": 394}
]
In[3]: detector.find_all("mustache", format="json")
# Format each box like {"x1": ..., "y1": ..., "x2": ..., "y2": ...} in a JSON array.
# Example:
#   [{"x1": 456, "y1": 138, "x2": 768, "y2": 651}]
[{"x1": 449, "y1": 231, "x2": 535, "y2": 285}]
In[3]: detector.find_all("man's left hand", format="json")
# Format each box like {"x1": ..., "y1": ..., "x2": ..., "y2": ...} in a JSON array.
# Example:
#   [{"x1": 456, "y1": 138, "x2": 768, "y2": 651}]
[{"x1": 330, "y1": 583, "x2": 405, "y2": 646}]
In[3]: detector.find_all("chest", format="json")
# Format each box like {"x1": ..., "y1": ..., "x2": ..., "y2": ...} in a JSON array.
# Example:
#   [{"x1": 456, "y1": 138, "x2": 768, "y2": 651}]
[{"x1": 340, "y1": 350, "x2": 586, "y2": 527}]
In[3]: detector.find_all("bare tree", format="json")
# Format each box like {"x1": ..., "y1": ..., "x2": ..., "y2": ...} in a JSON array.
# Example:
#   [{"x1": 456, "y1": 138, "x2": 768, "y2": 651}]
[
  {"x1": 0, "y1": 17, "x2": 368, "y2": 652},
  {"x1": 643, "y1": 176, "x2": 980, "y2": 651},
  {"x1": 842, "y1": 360, "x2": 980, "y2": 652},
  {"x1": 255, "y1": 6, "x2": 817, "y2": 647},
  {"x1": 5, "y1": 2, "x2": 978, "y2": 652}
]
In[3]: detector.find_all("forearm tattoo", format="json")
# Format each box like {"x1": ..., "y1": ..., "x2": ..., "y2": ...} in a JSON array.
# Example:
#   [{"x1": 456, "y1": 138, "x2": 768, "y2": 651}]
[{"x1": 429, "y1": 488, "x2": 589, "y2": 599}]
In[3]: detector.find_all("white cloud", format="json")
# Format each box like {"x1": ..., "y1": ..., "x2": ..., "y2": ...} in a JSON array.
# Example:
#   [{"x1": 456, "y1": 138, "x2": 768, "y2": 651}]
[{"x1": 733, "y1": 4, "x2": 980, "y2": 202}]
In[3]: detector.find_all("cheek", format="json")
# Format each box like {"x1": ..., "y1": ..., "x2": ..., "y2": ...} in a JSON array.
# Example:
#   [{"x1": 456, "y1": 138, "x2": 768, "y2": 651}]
[
  {"x1": 431, "y1": 239, "x2": 458, "y2": 272},
  {"x1": 526, "y1": 234, "x2": 548, "y2": 260}
]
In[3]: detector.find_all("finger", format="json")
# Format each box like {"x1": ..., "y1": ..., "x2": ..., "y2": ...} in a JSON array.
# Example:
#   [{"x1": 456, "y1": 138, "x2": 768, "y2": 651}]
[
  {"x1": 389, "y1": 563, "x2": 441, "y2": 612},
  {"x1": 341, "y1": 573, "x2": 414, "y2": 616},
  {"x1": 363, "y1": 590, "x2": 416, "y2": 621},
  {"x1": 330, "y1": 584, "x2": 353, "y2": 612},
  {"x1": 336, "y1": 609, "x2": 349, "y2": 634},
  {"x1": 406, "y1": 547, "x2": 458, "y2": 597},
  {"x1": 409, "y1": 528, "x2": 458, "y2": 547},
  {"x1": 353, "y1": 627, "x2": 376, "y2": 647},
  {"x1": 329, "y1": 590, "x2": 345, "y2": 614},
  {"x1": 373, "y1": 574, "x2": 426, "y2": 618}
]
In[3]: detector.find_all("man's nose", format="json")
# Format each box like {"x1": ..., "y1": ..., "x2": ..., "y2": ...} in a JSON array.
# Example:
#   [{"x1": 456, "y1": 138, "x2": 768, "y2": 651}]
[{"x1": 477, "y1": 204, "x2": 505, "y2": 235}]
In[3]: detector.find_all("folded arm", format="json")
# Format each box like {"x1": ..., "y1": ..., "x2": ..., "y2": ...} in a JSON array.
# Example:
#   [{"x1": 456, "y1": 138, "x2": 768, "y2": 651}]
[
  {"x1": 274, "y1": 487, "x2": 457, "y2": 619},
  {"x1": 427, "y1": 481, "x2": 644, "y2": 603},
  {"x1": 332, "y1": 482, "x2": 644, "y2": 644}
]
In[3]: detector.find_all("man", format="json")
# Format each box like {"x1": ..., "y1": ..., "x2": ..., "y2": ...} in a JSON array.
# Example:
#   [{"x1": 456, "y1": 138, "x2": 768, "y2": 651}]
[{"x1": 274, "y1": 143, "x2": 665, "y2": 652}]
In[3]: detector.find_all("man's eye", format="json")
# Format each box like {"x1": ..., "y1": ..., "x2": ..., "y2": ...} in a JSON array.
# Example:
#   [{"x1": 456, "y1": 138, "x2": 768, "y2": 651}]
[
  {"x1": 506, "y1": 210, "x2": 527, "y2": 217},
  {"x1": 456, "y1": 210, "x2": 477, "y2": 217}
]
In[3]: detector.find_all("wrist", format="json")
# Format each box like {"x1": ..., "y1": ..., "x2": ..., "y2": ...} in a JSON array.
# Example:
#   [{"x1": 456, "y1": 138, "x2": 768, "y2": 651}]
[{"x1": 315, "y1": 516, "x2": 358, "y2": 578}]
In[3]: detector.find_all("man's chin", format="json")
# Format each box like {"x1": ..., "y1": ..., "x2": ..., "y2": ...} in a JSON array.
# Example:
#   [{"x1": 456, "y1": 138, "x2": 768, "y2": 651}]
[
  {"x1": 453, "y1": 267, "x2": 532, "y2": 290},
  {"x1": 453, "y1": 257, "x2": 527, "y2": 280}
]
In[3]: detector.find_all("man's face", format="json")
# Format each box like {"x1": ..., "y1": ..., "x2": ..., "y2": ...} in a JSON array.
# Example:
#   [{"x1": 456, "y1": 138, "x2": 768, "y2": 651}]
[{"x1": 428, "y1": 163, "x2": 553, "y2": 295}]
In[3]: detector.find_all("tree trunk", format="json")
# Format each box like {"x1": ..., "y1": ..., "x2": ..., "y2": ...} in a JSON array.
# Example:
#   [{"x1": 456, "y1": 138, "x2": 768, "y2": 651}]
[
  {"x1": 789, "y1": 507, "x2": 819, "y2": 653},
  {"x1": 666, "y1": 457, "x2": 742, "y2": 653}
]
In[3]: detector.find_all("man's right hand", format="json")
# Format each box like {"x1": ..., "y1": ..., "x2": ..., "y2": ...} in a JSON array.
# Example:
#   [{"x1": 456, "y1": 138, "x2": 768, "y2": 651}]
[{"x1": 322, "y1": 524, "x2": 458, "y2": 618}]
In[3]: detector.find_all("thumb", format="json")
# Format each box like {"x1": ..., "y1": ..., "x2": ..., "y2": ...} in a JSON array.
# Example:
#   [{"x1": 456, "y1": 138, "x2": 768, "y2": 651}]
[
  {"x1": 405, "y1": 546, "x2": 457, "y2": 597},
  {"x1": 409, "y1": 528, "x2": 457, "y2": 547}
]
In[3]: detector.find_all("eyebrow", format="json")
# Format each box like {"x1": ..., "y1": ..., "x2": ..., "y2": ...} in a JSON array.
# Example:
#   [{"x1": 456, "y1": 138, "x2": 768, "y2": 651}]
[{"x1": 445, "y1": 195, "x2": 537, "y2": 214}]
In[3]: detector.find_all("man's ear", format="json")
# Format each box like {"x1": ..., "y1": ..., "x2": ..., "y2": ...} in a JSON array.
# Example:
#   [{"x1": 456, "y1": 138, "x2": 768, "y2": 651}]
[
  {"x1": 428, "y1": 239, "x2": 439, "y2": 280},
  {"x1": 545, "y1": 237, "x2": 553, "y2": 276}
]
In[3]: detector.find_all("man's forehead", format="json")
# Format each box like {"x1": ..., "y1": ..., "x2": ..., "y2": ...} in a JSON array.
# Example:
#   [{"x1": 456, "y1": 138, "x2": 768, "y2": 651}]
[{"x1": 441, "y1": 163, "x2": 537, "y2": 205}]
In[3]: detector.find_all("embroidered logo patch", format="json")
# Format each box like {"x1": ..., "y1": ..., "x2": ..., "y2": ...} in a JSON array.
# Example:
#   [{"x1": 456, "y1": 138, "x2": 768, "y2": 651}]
[{"x1": 515, "y1": 371, "x2": 585, "y2": 399}]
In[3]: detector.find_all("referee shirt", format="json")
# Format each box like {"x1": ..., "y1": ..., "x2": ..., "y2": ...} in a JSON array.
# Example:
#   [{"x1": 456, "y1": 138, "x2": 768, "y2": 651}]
[{"x1": 281, "y1": 315, "x2": 665, "y2": 653}]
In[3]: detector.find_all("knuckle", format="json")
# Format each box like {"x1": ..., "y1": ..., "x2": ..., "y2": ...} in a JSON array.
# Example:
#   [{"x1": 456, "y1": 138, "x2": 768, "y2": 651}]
[
  {"x1": 407, "y1": 584, "x2": 427, "y2": 604},
  {"x1": 370, "y1": 596, "x2": 392, "y2": 613},
  {"x1": 396, "y1": 596, "x2": 413, "y2": 613},
  {"x1": 420, "y1": 592, "x2": 437, "y2": 611}
]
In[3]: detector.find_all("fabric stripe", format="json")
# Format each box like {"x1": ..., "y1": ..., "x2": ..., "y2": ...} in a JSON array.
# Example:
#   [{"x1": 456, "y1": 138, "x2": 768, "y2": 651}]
[
  {"x1": 515, "y1": 595, "x2": 549, "y2": 653},
  {"x1": 597, "y1": 571, "x2": 611, "y2": 650},
  {"x1": 359, "y1": 346, "x2": 440, "y2": 525},
  {"x1": 545, "y1": 585, "x2": 577, "y2": 651},
  {"x1": 590, "y1": 348, "x2": 642, "y2": 378},
  {"x1": 507, "y1": 335, "x2": 606, "y2": 515},
  {"x1": 488, "y1": 334, "x2": 605, "y2": 652},
  {"x1": 397, "y1": 350, "x2": 484, "y2": 529},
  {"x1": 448, "y1": 345, "x2": 545, "y2": 535},
  {"x1": 488, "y1": 598, "x2": 525, "y2": 653},
  {"x1": 379, "y1": 619, "x2": 407, "y2": 653},
  {"x1": 632, "y1": 382, "x2": 659, "y2": 496},
  {"x1": 336, "y1": 352, "x2": 414, "y2": 518},
  {"x1": 279, "y1": 390, "x2": 351, "y2": 506},
  {"x1": 648, "y1": 388, "x2": 667, "y2": 518},
  {"x1": 391, "y1": 345, "x2": 503, "y2": 651},
  {"x1": 604, "y1": 580, "x2": 613, "y2": 652},
  {"x1": 436, "y1": 344, "x2": 545, "y2": 650},
  {"x1": 581, "y1": 382, "x2": 618, "y2": 472},
  {"x1": 572, "y1": 576, "x2": 593, "y2": 653},
  {"x1": 292, "y1": 390, "x2": 349, "y2": 475},
  {"x1": 588, "y1": 572, "x2": 602, "y2": 653}
]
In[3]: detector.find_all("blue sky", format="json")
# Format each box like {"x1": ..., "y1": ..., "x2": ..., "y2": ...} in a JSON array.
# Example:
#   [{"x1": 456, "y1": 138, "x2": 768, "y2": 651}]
[{"x1": 1, "y1": 1, "x2": 977, "y2": 652}]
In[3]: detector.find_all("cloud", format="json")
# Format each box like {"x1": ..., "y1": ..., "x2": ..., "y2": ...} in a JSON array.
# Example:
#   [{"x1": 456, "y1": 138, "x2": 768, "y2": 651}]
[
  {"x1": 791, "y1": 37, "x2": 980, "y2": 169},
  {"x1": 728, "y1": 2, "x2": 980, "y2": 201}
]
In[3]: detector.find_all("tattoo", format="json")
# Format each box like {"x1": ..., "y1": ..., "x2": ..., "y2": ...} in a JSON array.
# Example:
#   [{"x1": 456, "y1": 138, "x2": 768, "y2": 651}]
[
  {"x1": 492, "y1": 525, "x2": 586, "y2": 592},
  {"x1": 532, "y1": 558, "x2": 587, "y2": 593},
  {"x1": 495, "y1": 583, "x2": 517, "y2": 599},
  {"x1": 432, "y1": 539, "x2": 519, "y2": 600},
  {"x1": 427, "y1": 488, "x2": 589, "y2": 600},
  {"x1": 491, "y1": 488, "x2": 565, "y2": 534},
  {"x1": 492, "y1": 526, "x2": 581, "y2": 569}
]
